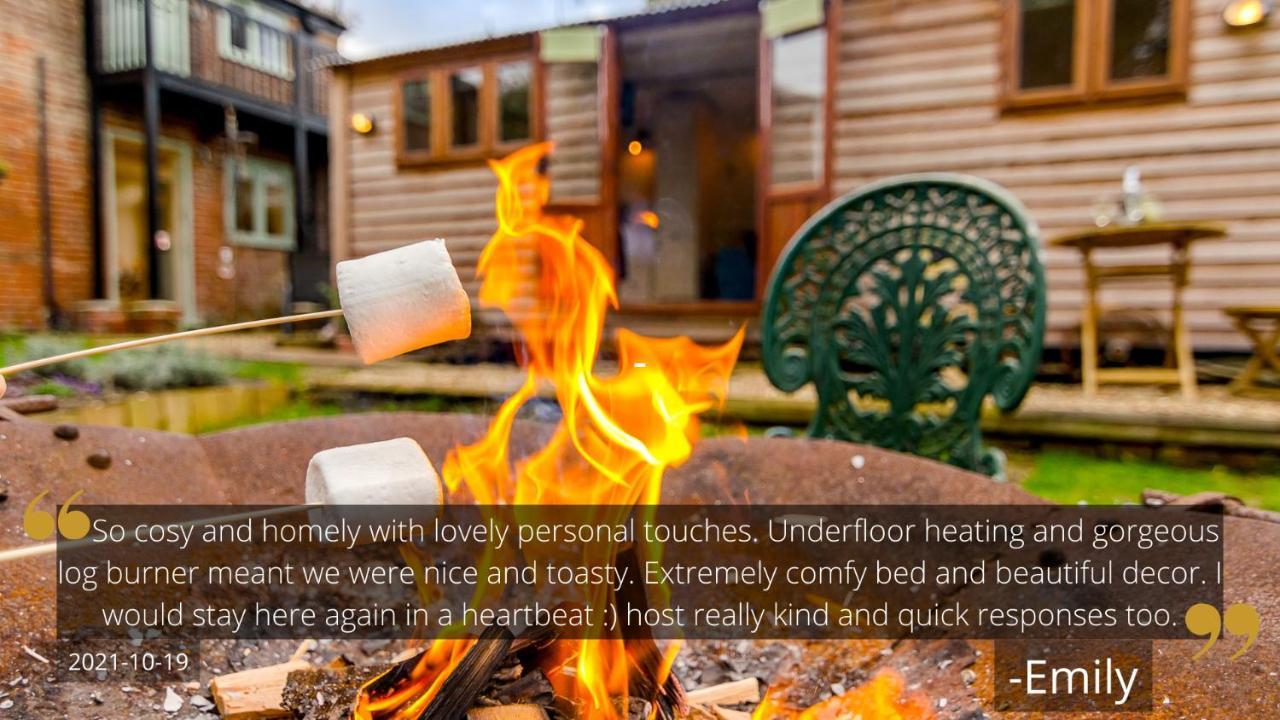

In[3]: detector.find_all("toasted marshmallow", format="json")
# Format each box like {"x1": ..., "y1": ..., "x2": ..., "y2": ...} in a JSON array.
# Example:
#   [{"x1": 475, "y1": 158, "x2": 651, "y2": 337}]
[{"x1": 336, "y1": 239, "x2": 471, "y2": 364}]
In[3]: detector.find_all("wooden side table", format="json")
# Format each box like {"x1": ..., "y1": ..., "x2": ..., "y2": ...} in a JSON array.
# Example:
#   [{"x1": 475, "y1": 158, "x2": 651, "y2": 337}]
[
  {"x1": 1224, "y1": 306, "x2": 1280, "y2": 394},
  {"x1": 1051, "y1": 222, "x2": 1227, "y2": 400}
]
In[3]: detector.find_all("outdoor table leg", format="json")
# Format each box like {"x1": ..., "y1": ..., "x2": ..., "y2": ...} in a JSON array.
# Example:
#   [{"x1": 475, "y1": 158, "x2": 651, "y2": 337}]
[
  {"x1": 1081, "y1": 248, "x2": 1099, "y2": 397},
  {"x1": 1171, "y1": 241, "x2": 1197, "y2": 400},
  {"x1": 1230, "y1": 318, "x2": 1280, "y2": 393}
]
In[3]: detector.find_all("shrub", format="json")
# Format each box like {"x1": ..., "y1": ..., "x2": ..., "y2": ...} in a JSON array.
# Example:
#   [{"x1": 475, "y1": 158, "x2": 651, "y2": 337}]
[
  {"x1": 29, "y1": 380, "x2": 78, "y2": 398},
  {"x1": 91, "y1": 346, "x2": 230, "y2": 391},
  {"x1": 16, "y1": 337, "x2": 93, "y2": 379}
]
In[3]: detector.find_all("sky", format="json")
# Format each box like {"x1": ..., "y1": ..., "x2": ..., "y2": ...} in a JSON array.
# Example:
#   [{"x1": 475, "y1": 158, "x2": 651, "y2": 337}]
[{"x1": 334, "y1": 0, "x2": 646, "y2": 60}]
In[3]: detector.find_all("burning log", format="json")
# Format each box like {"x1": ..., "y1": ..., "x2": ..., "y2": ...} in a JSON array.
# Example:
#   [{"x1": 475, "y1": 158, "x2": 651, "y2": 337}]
[
  {"x1": 484, "y1": 668, "x2": 556, "y2": 706},
  {"x1": 209, "y1": 659, "x2": 313, "y2": 719},
  {"x1": 614, "y1": 547, "x2": 688, "y2": 720},
  {"x1": 419, "y1": 626, "x2": 516, "y2": 720}
]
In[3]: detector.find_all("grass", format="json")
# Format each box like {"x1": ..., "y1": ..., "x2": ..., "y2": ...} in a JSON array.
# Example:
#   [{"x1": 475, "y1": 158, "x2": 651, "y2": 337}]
[
  {"x1": 232, "y1": 360, "x2": 306, "y2": 386},
  {"x1": 2, "y1": 333, "x2": 308, "y2": 395},
  {"x1": 1019, "y1": 450, "x2": 1280, "y2": 511},
  {"x1": 28, "y1": 380, "x2": 78, "y2": 398},
  {"x1": 201, "y1": 394, "x2": 474, "y2": 433}
]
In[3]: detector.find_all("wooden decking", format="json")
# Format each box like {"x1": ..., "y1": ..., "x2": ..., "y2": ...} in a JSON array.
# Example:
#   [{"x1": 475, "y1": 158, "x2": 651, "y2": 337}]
[{"x1": 195, "y1": 334, "x2": 1280, "y2": 451}]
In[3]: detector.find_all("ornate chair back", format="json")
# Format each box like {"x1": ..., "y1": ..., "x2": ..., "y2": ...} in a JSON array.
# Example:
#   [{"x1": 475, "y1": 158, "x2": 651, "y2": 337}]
[{"x1": 760, "y1": 174, "x2": 1046, "y2": 476}]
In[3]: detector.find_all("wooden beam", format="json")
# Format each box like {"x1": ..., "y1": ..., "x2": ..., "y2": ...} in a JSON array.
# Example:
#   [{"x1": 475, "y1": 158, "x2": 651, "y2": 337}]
[
  {"x1": 142, "y1": 0, "x2": 162, "y2": 300},
  {"x1": 327, "y1": 67, "x2": 350, "y2": 279}
]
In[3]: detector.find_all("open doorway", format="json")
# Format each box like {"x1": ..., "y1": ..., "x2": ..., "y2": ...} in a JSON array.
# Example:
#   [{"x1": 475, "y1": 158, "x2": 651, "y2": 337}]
[
  {"x1": 614, "y1": 11, "x2": 760, "y2": 306},
  {"x1": 102, "y1": 130, "x2": 196, "y2": 322}
]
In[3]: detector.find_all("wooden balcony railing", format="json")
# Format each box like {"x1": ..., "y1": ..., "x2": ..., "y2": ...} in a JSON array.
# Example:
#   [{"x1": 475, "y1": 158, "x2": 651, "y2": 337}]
[{"x1": 96, "y1": 0, "x2": 332, "y2": 120}]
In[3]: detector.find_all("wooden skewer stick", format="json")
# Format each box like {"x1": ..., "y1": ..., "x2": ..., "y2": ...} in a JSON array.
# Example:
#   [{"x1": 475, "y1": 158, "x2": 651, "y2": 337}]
[
  {"x1": 0, "y1": 309, "x2": 342, "y2": 377},
  {"x1": 0, "y1": 503, "x2": 315, "y2": 564}
]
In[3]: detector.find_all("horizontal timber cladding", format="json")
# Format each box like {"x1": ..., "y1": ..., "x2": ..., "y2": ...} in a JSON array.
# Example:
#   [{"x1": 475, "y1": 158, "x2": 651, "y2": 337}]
[
  {"x1": 833, "y1": 0, "x2": 1280, "y2": 350},
  {"x1": 341, "y1": 65, "x2": 539, "y2": 328},
  {"x1": 545, "y1": 62, "x2": 603, "y2": 202}
]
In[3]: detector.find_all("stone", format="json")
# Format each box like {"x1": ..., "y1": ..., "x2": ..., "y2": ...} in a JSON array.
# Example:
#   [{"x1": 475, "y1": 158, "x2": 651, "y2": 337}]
[{"x1": 53, "y1": 425, "x2": 80, "y2": 441}]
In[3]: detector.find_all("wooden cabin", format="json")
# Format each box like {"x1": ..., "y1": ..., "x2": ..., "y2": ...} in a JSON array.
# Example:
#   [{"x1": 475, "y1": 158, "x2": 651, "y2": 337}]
[{"x1": 330, "y1": 0, "x2": 1280, "y2": 352}]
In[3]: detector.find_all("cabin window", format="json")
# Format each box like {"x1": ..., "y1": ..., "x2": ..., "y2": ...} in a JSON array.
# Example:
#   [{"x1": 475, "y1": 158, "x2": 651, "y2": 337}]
[
  {"x1": 769, "y1": 26, "x2": 827, "y2": 188},
  {"x1": 225, "y1": 156, "x2": 296, "y2": 251},
  {"x1": 497, "y1": 61, "x2": 532, "y2": 143},
  {"x1": 449, "y1": 67, "x2": 483, "y2": 148},
  {"x1": 396, "y1": 54, "x2": 539, "y2": 167},
  {"x1": 401, "y1": 79, "x2": 432, "y2": 152},
  {"x1": 1109, "y1": 0, "x2": 1173, "y2": 80},
  {"x1": 1004, "y1": 0, "x2": 1187, "y2": 108}
]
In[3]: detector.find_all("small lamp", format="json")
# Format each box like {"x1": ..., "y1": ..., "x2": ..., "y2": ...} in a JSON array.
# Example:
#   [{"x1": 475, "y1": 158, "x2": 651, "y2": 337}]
[
  {"x1": 350, "y1": 113, "x2": 376, "y2": 135},
  {"x1": 1223, "y1": 0, "x2": 1272, "y2": 27}
]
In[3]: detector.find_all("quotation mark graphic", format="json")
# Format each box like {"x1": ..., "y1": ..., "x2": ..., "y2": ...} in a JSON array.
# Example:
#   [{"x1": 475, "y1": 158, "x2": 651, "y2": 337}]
[
  {"x1": 23, "y1": 490, "x2": 91, "y2": 541},
  {"x1": 1185, "y1": 603, "x2": 1261, "y2": 661}
]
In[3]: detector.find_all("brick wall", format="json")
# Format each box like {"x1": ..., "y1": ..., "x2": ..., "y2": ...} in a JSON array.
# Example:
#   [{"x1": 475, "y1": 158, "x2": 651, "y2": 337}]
[
  {"x1": 101, "y1": 105, "x2": 291, "y2": 325},
  {"x1": 0, "y1": 0, "x2": 93, "y2": 330},
  {"x1": 0, "y1": 0, "x2": 329, "y2": 331}
]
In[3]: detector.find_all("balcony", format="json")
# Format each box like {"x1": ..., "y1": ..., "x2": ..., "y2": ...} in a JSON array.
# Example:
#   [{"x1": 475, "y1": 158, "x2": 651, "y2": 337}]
[{"x1": 93, "y1": 0, "x2": 335, "y2": 125}]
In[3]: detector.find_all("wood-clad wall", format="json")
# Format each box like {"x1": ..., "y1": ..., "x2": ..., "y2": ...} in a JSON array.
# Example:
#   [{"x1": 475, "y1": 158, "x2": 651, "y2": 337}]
[
  {"x1": 546, "y1": 63, "x2": 602, "y2": 201},
  {"x1": 834, "y1": 0, "x2": 1280, "y2": 350},
  {"x1": 336, "y1": 65, "x2": 523, "y2": 330}
]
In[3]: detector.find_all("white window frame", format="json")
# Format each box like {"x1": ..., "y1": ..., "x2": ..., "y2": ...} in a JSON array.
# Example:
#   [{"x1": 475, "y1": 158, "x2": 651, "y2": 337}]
[
  {"x1": 217, "y1": 0, "x2": 295, "y2": 80},
  {"x1": 225, "y1": 155, "x2": 296, "y2": 251}
]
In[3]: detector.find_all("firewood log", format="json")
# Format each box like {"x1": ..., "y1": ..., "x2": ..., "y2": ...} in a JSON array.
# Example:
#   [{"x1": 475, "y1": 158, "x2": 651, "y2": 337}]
[
  {"x1": 209, "y1": 659, "x2": 312, "y2": 719},
  {"x1": 467, "y1": 706, "x2": 550, "y2": 720},
  {"x1": 685, "y1": 678, "x2": 760, "y2": 707}
]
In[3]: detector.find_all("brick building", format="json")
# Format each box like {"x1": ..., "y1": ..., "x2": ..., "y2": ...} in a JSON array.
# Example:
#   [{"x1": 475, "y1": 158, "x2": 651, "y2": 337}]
[{"x1": 0, "y1": 0, "x2": 343, "y2": 331}]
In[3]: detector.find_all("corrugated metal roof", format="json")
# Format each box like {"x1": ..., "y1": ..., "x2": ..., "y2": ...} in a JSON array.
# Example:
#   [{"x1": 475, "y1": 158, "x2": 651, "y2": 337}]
[{"x1": 339, "y1": 0, "x2": 745, "y2": 67}]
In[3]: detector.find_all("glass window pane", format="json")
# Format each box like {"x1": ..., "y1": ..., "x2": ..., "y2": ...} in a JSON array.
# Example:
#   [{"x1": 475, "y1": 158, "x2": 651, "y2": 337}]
[
  {"x1": 230, "y1": 12, "x2": 249, "y2": 51},
  {"x1": 450, "y1": 67, "x2": 482, "y2": 148},
  {"x1": 401, "y1": 79, "x2": 431, "y2": 152},
  {"x1": 497, "y1": 61, "x2": 531, "y2": 143},
  {"x1": 1019, "y1": 0, "x2": 1076, "y2": 90},
  {"x1": 234, "y1": 174, "x2": 254, "y2": 233},
  {"x1": 265, "y1": 180, "x2": 287, "y2": 236},
  {"x1": 770, "y1": 28, "x2": 826, "y2": 187},
  {"x1": 1111, "y1": 0, "x2": 1171, "y2": 80}
]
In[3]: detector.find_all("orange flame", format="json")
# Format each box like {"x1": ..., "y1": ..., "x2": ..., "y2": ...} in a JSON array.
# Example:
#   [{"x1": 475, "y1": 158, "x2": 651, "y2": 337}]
[
  {"x1": 355, "y1": 143, "x2": 743, "y2": 719},
  {"x1": 752, "y1": 671, "x2": 933, "y2": 720}
]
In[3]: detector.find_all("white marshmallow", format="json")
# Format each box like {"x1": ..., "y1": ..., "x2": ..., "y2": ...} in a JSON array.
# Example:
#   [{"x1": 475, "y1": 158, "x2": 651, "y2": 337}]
[
  {"x1": 336, "y1": 239, "x2": 471, "y2": 364},
  {"x1": 305, "y1": 437, "x2": 444, "y2": 528}
]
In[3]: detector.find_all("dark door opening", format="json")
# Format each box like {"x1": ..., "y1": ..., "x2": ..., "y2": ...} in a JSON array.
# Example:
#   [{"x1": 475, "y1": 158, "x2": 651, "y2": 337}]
[{"x1": 614, "y1": 12, "x2": 760, "y2": 306}]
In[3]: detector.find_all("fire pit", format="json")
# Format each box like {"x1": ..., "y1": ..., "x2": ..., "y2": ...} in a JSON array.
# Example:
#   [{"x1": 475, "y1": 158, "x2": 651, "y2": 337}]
[
  {"x1": 1, "y1": 412, "x2": 1278, "y2": 718},
  {"x1": 3, "y1": 146, "x2": 1278, "y2": 718}
]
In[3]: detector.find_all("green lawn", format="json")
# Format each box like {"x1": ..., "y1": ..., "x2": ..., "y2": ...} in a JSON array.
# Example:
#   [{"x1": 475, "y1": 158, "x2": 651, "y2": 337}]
[{"x1": 1019, "y1": 450, "x2": 1280, "y2": 511}]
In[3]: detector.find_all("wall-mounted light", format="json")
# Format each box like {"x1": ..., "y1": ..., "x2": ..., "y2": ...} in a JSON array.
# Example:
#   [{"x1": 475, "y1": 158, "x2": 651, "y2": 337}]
[
  {"x1": 350, "y1": 113, "x2": 376, "y2": 135},
  {"x1": 1223, "y1": 0, "x2": 1272, "y2": 27},
  {"x1": 627, "y1": 140, "x2": 643, "y2": 156}
]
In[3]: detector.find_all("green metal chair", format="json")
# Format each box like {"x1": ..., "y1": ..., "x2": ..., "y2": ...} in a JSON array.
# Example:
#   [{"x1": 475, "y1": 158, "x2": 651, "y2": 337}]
[{"x1": 761, "y1": 174, "x2": 1046, "y2": 477}]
